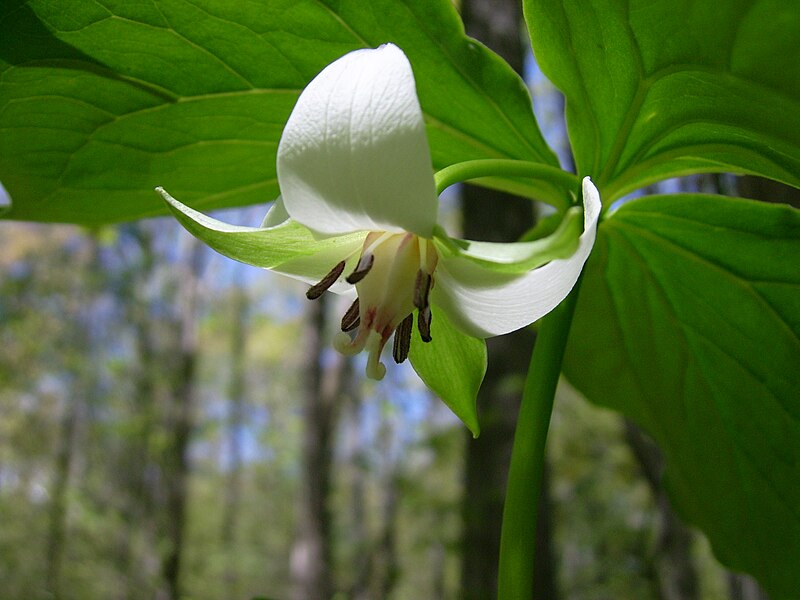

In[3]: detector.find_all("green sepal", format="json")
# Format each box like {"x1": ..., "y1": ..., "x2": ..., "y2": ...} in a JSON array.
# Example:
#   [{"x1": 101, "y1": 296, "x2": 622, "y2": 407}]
[
  {"x1": 158, "y1": 187, "x2": 364, "y2": 276},
  {"x1": 409, "y1": 305, "x2": 486, "y2": 437},
  {"x1": 431, "y1": 205, "x2": 582, "y2": 275}
]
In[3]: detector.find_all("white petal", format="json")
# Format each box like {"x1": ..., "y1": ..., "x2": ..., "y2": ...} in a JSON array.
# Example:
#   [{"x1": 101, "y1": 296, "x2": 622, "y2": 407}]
[
  {"x1": 432, "y1": 177, "x2": 602, "y2": 337},
  {"x1": 261, "y1": 195, "x2": 290, "y2": 227},
  {"x1": 277, "y1": 44, "x2": 438, "y2": 238}
]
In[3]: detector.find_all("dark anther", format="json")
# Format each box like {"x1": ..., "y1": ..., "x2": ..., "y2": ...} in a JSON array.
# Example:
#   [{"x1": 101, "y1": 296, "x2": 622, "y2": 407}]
[
  {"x1": 341, "y1": 298, "x2": 361, "y2": 332},
  {"x1": 393, "y1": 314, "x2": 414, "y2": 363},
  {"x1": 417, "y1": 306, "x2": 432, "y2": 343},
  {"x1": 346, "y1": 254, "x2": 374, "y2": 284},
  {"x1": 414, "y1": 270, "x2": 432, "y2": 310},
  {"x1": 306, "y1": 260, "x2": 346, "y2": 300}
]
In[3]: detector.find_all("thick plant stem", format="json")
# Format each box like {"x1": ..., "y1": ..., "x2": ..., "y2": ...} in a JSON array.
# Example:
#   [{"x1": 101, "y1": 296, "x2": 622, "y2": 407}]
[{"x1": 497, "y1": 277, "x2": 583, "y2": 600}]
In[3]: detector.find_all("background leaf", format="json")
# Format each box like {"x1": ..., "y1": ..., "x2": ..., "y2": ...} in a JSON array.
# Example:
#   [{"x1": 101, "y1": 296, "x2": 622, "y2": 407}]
[
  {"x1": 409, "y1": 306, "x2": 486, "y2": 437},
  {"x1": 0, "y1": 0, "x2": 558, "y2": 224},
  {"x1": 563, "y1": 194, "x2": 800, "y2": 598},
  {"x1": 524, "y1": 0, "x2": 800, "y2": 200}
]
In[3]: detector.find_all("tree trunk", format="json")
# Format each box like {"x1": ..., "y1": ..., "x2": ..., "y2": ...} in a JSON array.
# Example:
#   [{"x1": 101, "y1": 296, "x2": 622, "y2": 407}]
[
  {"x1": 116, "y1": 225, "x2": 162, "y2": 600},
  {"x1": 290, "y1": 295, "x2": 348, "y2": 600},
  {"x1": 221, "y1": 284, "x2": 249, "y2": 597},
  {"x1": 44, "y1": 237, "x2": 100, "y2": 599},
  {"x1": 343, "y1": 388, "x2": 371, "y2": 600},
  {"x1": 44, "y1": 393, "x2": 80, "y2": 600},
  {"x1": 371, "y1": 421, "x2": 401, "y2": 599},
  {"x1": 460, "y1": 1, "x2": 559, "y2": 598},
  {"x1": 161, "y1": 238, "x2": 205, "y2": 600}
]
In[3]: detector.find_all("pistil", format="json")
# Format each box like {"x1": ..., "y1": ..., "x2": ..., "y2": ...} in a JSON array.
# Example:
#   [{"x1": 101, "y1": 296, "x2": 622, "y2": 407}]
[{"x1": 308, "y1": 230, "x2": 438, "y2": 380}]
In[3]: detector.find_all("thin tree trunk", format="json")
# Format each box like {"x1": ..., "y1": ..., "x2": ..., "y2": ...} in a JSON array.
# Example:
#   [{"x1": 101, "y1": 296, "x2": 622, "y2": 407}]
[
  {"x1": 117, "y1": 225, "x2": 162, "y2": 600},
  {"x1": 370, "y1": 420, "x2": 401, "y2": 600},
  {"x1": 221, "y1": 284, "x2": 249, "y2": 597},
  {"x1": 374, "y1": 479, "x2": 400, "y2": 599},
  {"x1": 290, "y1": 295, "x2": 348, "y2": 600},
  {"x1": 44, "y1": 237, "x2": 100, "y2": 599},
  {"x1": 44, "y1": 394, "x2": 80, "y2": 599},
  {"x1": 460, "y1": 0, "x2": 559, "y2": 598},
  {"x1": 124, "y1": 313, "x2": 161, "y2": 600},
  {"x1": 431, "y1": 542, "x2": 447, "y2": 600},
  {"x1": 161, "y1": 238, "x2": 205, "y2": 600},
  {"x1": 343, "y1": 387, "x2": 371, "y2": 600}
]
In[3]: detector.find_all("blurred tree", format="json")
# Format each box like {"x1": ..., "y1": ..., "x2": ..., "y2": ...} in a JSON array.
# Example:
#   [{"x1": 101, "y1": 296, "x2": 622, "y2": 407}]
[
  {"x1": 44, "y1": 236, "x2": 102, "y2": 600},
  {"x1": 221, "y1": 279, "x2": 250, "y2": 597},
  {"x1": 459, "y1": 0, "x2": 558, "y2": 598},
  {"x1": 159, "y1": 235, "x2": 206, "y2": 600},
  {"x1": 290, "y1": 295, "x2": 350, "y2": 600}
]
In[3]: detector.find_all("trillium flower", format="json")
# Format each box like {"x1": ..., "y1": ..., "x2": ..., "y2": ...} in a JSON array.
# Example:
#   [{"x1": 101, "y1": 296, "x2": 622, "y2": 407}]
[{"x1": 157, "y1": 44, "x2": 600, "y2": 385}]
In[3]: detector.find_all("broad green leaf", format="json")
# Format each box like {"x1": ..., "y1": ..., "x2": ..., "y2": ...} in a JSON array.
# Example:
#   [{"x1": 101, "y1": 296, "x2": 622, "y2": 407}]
[
  {"x1": 563, "y1": 194, "x2": 800, "y2": 598},
  {"x1": 525, "y1": 0, "x2": 800, "y2": 200},
  {"x1": 409, "y1": 306, "x2": 486, "y2": 436},
  {"x1": 0, "y1": 0, "x2": 558, "y2": 224}
]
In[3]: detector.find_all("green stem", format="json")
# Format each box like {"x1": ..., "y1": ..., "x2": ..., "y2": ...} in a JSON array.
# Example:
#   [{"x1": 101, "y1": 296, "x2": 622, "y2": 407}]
[
  {"x1": 434, "y1": 159, "x2": 579, "y2": 206},
  {"x1": 497, "y1": 276, "x2": 583, "y2": 600}
]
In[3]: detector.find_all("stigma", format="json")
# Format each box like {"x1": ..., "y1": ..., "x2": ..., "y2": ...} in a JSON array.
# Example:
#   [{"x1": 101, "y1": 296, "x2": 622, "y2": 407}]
[{"x1": 307, "y1": 231, "x2": 438, "y2": 380}]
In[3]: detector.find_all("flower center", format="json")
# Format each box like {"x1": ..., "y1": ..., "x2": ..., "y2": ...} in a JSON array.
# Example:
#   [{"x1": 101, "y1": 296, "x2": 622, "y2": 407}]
[{"x1": 307, "y1": 231, "x2": 438, "y2": 380}]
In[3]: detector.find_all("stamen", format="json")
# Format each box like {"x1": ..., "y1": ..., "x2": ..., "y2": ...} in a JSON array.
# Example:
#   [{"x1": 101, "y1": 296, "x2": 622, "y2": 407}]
[
  {"x1": 414, "y1": 269, "x2": 432, "y2": 310},
  {"x1": 346, "y1": 253, "x2": 374, "y2": 284},
  {"x1": 392, "y1": 314, "x2": 413, "y2": 364},
  {"x1": 418, "y1": 306, "x2": 432, "y2": 343},
  {"x1": 340, "y1": 298, "x2": 360, "y2": 332},
  {"x1": 306, "y1": 260, "x2": 346, "y2": 300}
]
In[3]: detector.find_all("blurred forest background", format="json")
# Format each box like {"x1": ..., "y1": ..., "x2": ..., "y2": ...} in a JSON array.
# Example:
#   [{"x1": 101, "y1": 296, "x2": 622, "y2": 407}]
[{"x1": 0, "y1": 1, "x2": 788, "y2": 599}]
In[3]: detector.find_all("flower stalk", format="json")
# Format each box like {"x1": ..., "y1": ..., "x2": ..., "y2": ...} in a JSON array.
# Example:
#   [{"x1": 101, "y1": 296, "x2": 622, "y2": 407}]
[
  {"x1": 497, "y1": 275, "x2": 583, "y2": 600},
  {"x1": 435, "y1": 159, "x2": 580, "y2": 209}
]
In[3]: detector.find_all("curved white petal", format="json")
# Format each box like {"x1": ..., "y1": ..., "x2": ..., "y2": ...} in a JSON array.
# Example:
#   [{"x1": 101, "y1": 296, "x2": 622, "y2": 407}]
[
  {"x1": 277, "y1": 44, "x2": 438, "y2": 238},
  {"x1": 432, "y1": 177, "x2": 602, "y2": 337},
  {"x1": 261, "y1": 195, "x2": 290, "y2": 227}
]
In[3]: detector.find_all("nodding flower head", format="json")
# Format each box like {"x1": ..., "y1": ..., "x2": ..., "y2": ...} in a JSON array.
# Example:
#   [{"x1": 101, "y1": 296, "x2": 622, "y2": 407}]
[{"x1": 159, "y1": 44, "x2": 601, "y2": 381}]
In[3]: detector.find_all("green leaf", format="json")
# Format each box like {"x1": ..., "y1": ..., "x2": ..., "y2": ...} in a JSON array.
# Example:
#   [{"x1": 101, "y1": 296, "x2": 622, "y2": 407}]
[
  {"x1": 525, "y1": 0, "x2": 800, "y2": 200},
  {"x1": 563, "y1": 194, "x2": 800, "y2": 598},
  {"x1": 0, "y1": 0, "x2": 558, "y2": 224},
  {"x1": 409, "y1": 306, "x2": 486, "y2": 437}
]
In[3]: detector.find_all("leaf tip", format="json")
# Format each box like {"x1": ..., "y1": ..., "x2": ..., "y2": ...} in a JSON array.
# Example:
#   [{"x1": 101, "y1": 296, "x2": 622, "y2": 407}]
[{"x1": 154, "y1": 185, "x2": 172, "y2": 202}]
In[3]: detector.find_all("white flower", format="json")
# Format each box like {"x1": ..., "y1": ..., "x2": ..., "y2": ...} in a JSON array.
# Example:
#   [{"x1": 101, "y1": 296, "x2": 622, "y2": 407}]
[{"x1": 158, "y1": 44, "x2": 601, "y2": 381}]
